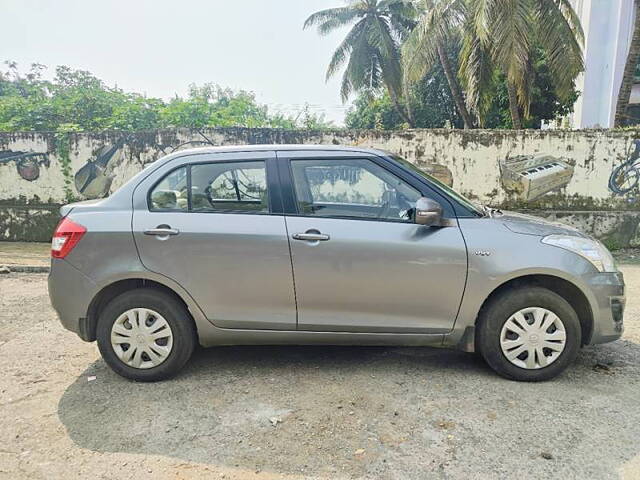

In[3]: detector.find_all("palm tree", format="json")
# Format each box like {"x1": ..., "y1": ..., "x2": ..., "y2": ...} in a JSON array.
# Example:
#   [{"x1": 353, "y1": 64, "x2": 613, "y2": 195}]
[
  {"x1": 304, "y1": 0, "x2": 416, "y2": 126},
  {"x1": 464, "y1": 0, "x2": 584, "y2": 129},
  {"x1": 402, "y1": 0, "x2": 475, "y2": 128},
  {"x1": 614, "y1": 0, "x2": 640, "y2": 127},
  {"x1": 407, "y1": 0, "x2": 584, "y2": 129}
]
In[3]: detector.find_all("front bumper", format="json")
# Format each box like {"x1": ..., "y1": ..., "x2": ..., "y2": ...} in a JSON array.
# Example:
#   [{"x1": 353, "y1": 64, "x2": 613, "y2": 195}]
[
  {"x1": 584, "y1": 270, "x2": 625, "y2": 344},
  {"x1": 48, "y1": 258, "x2": 97, "y2": 340}
]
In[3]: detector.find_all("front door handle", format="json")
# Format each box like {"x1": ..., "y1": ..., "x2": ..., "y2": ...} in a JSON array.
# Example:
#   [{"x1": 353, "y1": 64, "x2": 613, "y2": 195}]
[
  {"x1": 144, "y1": 226, "x2": 180, "y2": 236},
  {"x1": 292, "y1": 232, "x2": 330, "y2": 242}
]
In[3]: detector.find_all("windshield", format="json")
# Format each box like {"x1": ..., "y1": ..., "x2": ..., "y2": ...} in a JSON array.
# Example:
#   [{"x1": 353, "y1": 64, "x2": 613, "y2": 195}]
[{"x1": 391, "y1": 156, "x2": 484, "y2": 217}]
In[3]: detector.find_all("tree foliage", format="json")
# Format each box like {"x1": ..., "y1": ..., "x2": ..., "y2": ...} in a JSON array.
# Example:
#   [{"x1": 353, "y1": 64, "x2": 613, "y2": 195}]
[
  {"x1": 304, "y1": 0, "x2": 417, "y2": 125},
  {"x1": 0, "y1": 62, "x2": 332, "y2": 133},
  {"x1": 347, "y1": 40, "x2": 464, "y2": 128},
  {"x1": 347, "y1": 40, "x2": 578, "y2": 129},
  {"x1": 316, "y1": 0, "x2": 584, "y2": 129}
]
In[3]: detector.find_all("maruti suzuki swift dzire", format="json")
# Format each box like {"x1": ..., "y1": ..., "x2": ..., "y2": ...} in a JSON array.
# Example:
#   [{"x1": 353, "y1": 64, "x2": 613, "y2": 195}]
[{"x1": 48, "y1": 145, "x2": 625, "y2": 382}]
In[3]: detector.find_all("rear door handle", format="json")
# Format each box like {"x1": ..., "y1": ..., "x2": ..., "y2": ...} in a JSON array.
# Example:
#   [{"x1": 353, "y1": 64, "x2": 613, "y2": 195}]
[
  {"x1": 144, "y1": 227, "x2": 180, "y2": 236},
  {"x1": 292, "y1": 232, "x2": 330, "y2": 242}
]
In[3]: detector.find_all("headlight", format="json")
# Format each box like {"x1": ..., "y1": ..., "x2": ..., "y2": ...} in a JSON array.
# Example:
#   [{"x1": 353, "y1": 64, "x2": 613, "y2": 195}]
[{"x1": 542, "y1": 235, "x2": 616, "y2": 272}]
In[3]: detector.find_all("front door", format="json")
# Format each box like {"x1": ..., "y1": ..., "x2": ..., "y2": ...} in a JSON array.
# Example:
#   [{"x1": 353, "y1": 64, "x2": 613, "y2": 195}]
[
  {"x1": 280, "y1": 154, "x2": 467, "y2": 334},
  {"x1": 132, "y1": 151, "x2": 296, "y2": 330}
]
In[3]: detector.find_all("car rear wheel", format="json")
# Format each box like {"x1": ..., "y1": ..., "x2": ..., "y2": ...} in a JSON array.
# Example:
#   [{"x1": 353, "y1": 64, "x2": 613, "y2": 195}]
[
  {"x1": 476, "y1": 286, "x2": 581, "y2": 381},
  {"x1": 96, "y1": 288, "x2": 196, "y2": 381}
]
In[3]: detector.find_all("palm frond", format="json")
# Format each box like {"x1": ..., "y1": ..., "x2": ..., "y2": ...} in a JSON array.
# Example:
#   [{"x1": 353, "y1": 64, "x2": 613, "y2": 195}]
[
  {"x1": 402, "y1": 19, "x2": 440, "y2": 84},
  {"x1": 371, "y1": 16, "x2": 404, "y2": 96},
  {"x1": 341, "y1": 29, "x2": 383, "y2": 101},
  {"x1": 487, "y1": 0, "x2": 535, "y2": 113},
  {"x1": 401, "y1": 0, "x2": 465, "y2": 85},
  {"x1": 303, "y1": 6, "x2": 363, "y2": 34},
  {"x1": 326, "y1": 19, "x2": 369, "y2": 80},
  {"x1": 383, "y1": 0, "x2": 419, "y2": 37},
  {"x1": 459, "y1": 27, "x2": 494, "y2": 121},
  {"x1": 534, "y1": 0, "x2": 584, "y2": 101},
  {"x1": 469, "y1": 0, "x2": 492, "y2": 45}
]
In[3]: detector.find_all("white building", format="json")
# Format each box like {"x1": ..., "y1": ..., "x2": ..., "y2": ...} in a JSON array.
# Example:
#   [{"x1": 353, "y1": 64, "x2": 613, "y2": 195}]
[{"x1": 569, "y1": 0, "x2": 638, "y2": 128}]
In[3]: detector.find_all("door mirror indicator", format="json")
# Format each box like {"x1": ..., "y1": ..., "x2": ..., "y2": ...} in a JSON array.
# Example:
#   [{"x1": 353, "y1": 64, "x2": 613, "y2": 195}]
[{"x1": 414, "y1": 197, "x2": 443, "y2": 226}]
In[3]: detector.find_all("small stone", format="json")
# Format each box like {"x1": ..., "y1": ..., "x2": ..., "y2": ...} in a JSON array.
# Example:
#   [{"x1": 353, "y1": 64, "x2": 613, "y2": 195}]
[
  {"x1": 354, "y1": 448, "x2": 365, "y2": 456},
  {"x1": 541, "y1": 452, "x2": 553, "y2": 460},
  {"x1": 269, "y1": 417, "x2": 282, "y2": 427},
  {"x1": 0, "y1": 266, "x2": 10, "y2": 274}
]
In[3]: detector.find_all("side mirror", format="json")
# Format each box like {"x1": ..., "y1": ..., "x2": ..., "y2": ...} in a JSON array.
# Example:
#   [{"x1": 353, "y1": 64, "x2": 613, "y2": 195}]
[{"x1": 414, "y1": 197, "x2": 442, "y2": 226}]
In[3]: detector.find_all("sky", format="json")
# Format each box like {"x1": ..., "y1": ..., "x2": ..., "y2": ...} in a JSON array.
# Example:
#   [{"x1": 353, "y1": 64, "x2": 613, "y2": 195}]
[{"x1": 1, "y1": 0, "x2": 352, "y2": 125}]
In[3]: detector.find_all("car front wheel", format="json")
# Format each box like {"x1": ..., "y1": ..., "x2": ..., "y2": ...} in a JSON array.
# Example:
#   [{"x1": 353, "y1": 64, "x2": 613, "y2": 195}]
[
  {"x1": 96, "y1": 288, "x2": 196, "y2": 382},
  {"x1": 476, "y1": 286, "x2": 581, "y2": 381}
]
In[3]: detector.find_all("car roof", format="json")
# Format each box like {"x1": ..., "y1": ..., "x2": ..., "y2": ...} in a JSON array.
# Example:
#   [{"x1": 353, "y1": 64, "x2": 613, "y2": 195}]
[{"x1": 170, "y1": 144, "x2": 389, "y2": 157}]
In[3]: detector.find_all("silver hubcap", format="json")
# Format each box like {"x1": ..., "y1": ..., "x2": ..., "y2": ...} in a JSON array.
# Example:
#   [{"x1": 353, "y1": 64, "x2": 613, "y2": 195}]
[
  {"x1": 500, "y1": 307, "x2": 567, "y2": 369},
  {"x1": 110, "y1": 308, "x2": 173, "y2": 369}
]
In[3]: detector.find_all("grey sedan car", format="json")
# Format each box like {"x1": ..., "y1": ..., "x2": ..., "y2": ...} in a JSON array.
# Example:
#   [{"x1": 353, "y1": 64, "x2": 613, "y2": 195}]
[{"x1": 48, "y1": 145, "x2": 625, "y2": 382}]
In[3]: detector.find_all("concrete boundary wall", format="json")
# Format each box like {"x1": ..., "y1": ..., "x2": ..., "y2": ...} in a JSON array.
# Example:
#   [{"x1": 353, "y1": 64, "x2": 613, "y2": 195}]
[{"x1": 0, "y1": 128, "x2": 639, "y2": 245}]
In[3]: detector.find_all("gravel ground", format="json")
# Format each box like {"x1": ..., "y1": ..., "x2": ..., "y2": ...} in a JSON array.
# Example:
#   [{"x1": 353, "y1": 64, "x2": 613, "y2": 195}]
[{"x1": 1, "y1": 267, "x2": 640, "y2": 479}]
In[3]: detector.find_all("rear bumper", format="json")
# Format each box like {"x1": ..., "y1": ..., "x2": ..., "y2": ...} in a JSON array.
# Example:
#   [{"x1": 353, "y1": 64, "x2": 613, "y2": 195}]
[
  {"x1": 585, "y1": 271, "x2": 625, "y2": 345},
  {"x1": 48, "y1": 258, "x2": 97, "y2": 341}
]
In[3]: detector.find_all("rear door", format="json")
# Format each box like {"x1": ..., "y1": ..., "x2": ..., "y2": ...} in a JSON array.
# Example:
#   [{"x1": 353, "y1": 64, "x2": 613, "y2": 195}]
[
  {"x1": 277, "y1": 150, "x2": 468, "y2": 334},
  {"x1": 132, "y1": 151, "x2": 296, "y2": 330}
]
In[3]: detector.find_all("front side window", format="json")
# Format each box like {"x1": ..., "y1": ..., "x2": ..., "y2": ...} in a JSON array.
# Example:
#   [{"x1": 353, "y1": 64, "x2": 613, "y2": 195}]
[
  {"x1": 290, "y1": 159, "x2": 421, "y2": 221},
  {"x1": 149, "y1": 161, "x2": 269, "y2": 214}
]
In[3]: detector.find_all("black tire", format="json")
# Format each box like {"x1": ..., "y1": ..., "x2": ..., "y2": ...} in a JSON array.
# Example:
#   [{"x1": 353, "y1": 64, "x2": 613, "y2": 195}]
[
  {"x1": 96, "y1": 288, "x2": 196, "y2": 382},
  {"x1": 476, "y1": 286, "x2": 581, "y2": 382}
]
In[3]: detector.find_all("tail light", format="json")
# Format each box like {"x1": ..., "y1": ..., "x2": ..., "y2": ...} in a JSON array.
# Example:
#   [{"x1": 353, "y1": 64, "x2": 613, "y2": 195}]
[{"x1": 51, "y1": 217, "x2": 86, "y2": 259}]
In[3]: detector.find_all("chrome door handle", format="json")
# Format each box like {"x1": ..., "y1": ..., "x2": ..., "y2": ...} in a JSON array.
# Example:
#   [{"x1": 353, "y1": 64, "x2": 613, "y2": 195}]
[
  {"x1": 144, "y1": 227, "x2": 180, "y2": 236},
  {"x1": 292, "y1": 232, "x2": 330, "y2": 241}
]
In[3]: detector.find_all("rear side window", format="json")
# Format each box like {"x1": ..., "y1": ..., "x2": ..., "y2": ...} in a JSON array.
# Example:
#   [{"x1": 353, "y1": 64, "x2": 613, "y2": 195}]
[
  {"x1": 149, "y1": 161, "x2": 269, "y2": 214},
  {"x1": 149, "y1": 166, "x2": 188, "y2": 211},
  {"x1": 191, "y1": 161, "x2": 268, "y2": 213}
]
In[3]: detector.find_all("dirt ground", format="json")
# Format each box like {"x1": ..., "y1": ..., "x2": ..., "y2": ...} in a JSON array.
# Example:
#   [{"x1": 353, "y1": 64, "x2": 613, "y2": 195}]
[{"x1": 2, "y1": 267, "x2": 640, "y2": 480}]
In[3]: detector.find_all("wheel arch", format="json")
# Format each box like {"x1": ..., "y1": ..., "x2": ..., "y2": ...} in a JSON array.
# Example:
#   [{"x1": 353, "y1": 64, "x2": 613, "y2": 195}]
[
  {"x1": 474, "y1": 274, "x2": 594, "y2": 346},
  {"x1": 85, "y1": 277, "x2": 203, "y2": 342}
]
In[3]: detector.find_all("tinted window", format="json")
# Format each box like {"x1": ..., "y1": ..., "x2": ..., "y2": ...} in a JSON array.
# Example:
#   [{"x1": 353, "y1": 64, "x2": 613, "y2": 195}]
[
  {"x1": 149, "y1": 161, "x2": 269, "y2": 213},
  {"x1": 191, "y1": 161, "x2": 268, "y2": 213},
  {"x1": 290, "y1": 159, "x2": 421, "y2": 221},
  {"x1": 149, "y1": 166, "x2": 188, "y2": 211}
]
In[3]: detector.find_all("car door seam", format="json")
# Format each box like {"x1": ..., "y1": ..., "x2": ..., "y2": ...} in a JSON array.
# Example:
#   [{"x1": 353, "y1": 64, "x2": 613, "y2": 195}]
[{"x1": 443, "y1": 216, "x2": 471, "y2": 346}]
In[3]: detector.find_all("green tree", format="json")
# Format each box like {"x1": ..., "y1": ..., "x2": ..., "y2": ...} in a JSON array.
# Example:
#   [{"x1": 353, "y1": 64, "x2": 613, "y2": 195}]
[
  {"x1": 304, "y1": 0, "x2": 416, "y2": 125},
  {"x1": 347, "y1": 40, "x2": 464, "y2": 128},
  {"x1": 403, "y1": 0, "x2": 583, "y2": 129},
  {"x1": 402, "y1": 0, "x2": 474, "y2": 128},
  {"x1": 347, "y1": 40, "x2": 577, "y2": 130},
  {"x1": 0, "y1": 62, "x2": 332, "y2": 132},
  {"x1": 480, "y1": 46, "x2": 579, "y2": 128},
  {"x1": 461, "y1": 0, "x2": 584, "y2": 128}
]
